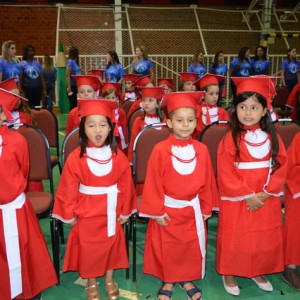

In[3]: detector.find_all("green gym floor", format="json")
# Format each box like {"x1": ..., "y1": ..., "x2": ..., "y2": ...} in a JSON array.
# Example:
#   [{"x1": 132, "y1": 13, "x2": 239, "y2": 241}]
[{"x1": 39, "y1": 113, "x2": 299, "y2": 300}]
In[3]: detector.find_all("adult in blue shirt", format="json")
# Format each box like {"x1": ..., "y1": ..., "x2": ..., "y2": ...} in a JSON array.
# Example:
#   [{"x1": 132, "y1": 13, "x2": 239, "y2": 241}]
[
  {"x1": 210, "y1": 51, "x2": 228, "y2": 106},
  {"x1": 188, "y1": 51, "x2": 207, "y2": 78},
  {"x1": 251, "y1": 46, "x2": 270, "y2": 76},
  {"x1": 104, "y1": 51, "x2": 125, "y2": 83},
  {"x1": 0, "y1": 40, "x2": 20, "y2": 83},
  {"x1": 280, "y1": 47, "x2": 300, "y2": 93},
  {"x1": 130, "y1": 45, "x2": 153, "y2": 76},
  {"x1": 229, "y1": 46, "x2": 252, "y2": 98},
  {"x1": 19, "y1": 45, "x2": 46, "y2": 108},
  {"x1": 66, "y1": 46, "x2": 81, "y2": 110}
]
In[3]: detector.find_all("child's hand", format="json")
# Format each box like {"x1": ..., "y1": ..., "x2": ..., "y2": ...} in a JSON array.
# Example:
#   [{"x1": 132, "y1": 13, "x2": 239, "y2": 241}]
[
  {"x1": 117, "y1": 217, "x2": 129, "y2": 225},
  {"x1": 155, "y1": 214, "x2": 171, "y2": 226},
  {"x1": 256, "y1": 192, "x2": 270, "y2": 203},
  {"x1": 245, "y1": 195, "x2": 264, "y2": 211},
  {"x1": 69, "y1": 219, "x2": 77, "y2": 226}
]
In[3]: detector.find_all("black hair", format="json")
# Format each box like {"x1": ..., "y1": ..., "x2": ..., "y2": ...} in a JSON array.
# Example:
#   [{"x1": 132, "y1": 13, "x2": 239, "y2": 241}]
[
  {"x1": 79, "y1": 116, "x2": 118, "y2": 157},
  {"x1": 68, "y1": 46, "x2": 79, "y2": 64},
  {"x1": 22, "y1": 45, "x2": 35, "y2": 61},
  {"x1": 254, "y1": 46, "x2": 267, "y2": 61},
  {"x1": 212, "y1": 51, "x2": 224, "y2": 68},
  {"x1": 106, "y1": 50, "x2": 120, "y2": 68},
  {"x1": 229, "y1": 91, "x2": 280, "y2": 173}
]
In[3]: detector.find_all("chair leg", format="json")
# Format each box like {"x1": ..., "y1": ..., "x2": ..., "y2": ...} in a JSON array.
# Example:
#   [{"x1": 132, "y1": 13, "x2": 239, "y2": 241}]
[
  {"x1": 58, "y1": 220, "x2": 65, "y2": 244},
  {"x1": 50, "y1": 217, "x2": 60, "y2": 284},
  {"x1": 124, "y1": 221, "x2": 130, "y2": 279},
  {"x1": 132, "y1": 213, "x2": 137, "y2": 282}
]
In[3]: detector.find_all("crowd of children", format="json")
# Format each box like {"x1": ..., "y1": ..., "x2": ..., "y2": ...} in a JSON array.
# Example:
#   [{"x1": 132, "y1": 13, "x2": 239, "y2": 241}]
[{"x1": 1, "y1": 40, "x2": 300, "y2": 300}]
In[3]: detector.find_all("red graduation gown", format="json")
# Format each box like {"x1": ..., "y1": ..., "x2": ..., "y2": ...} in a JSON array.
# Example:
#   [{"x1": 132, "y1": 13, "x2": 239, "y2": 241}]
[
  {"x1": 284, "y1": 132, "x2": 300, "y2": 265},
  {"x1": 53, "y1": 146, "x2": 136, "y2": 278},
  {"x1": 216, "y1": 126, "x2": 287, "y2": 277},
  {"x1": 139, "y1": 134, "x2": 218, "y2": 282},
  {"x1": 0, "y1": 126, "x2": 57, "y2": 300},
  {"x1": 196, "y1": 103, "x2": 230, "y2": 136}
]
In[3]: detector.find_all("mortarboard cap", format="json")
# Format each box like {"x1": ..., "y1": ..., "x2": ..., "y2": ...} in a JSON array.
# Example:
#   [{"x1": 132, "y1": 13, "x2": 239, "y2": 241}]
[
  {"x1": 161, "y1": 91, "x2": 205, "y2": 114},
  {"x1": 179, "y1": 72, "x2": 198, "y2": 82},
  {"x1": 78, "y1": 99, "x2": 117, "y2": 119},
  {"x1": 72, "y1": 75, "x2": 102, "y2": 91},
  {"x1": 232, "y1": 76, "x2": 277, "y2": 110},
  {"x1": 193, "y1": 73, "x2": 225, "y2": 89},
  {"x1": 157, "y1": 78, "x2": 174, "y2": 89},
  {"x1": 140, "y1": 87, "x2": 164, "y2": 99},
  {"x1": 0, "y1": 78, "x2": 18, "y2": 91}
]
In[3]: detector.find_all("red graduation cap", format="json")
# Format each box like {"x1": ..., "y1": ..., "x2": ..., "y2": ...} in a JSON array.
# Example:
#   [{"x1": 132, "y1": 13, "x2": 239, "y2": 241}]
[
  {"x1": 131, "y1": 74, "x2": 152, "y2": 87},
  {"x1": 161, "y1": 91, "x2": 205, "y2": 114},
  {"x1": 140, "y1": 87, "x2": 164, "y2": 99},
  {"x1": 0, "y1": 100, "x2": 13, "y2": 121},
  {"x1": 101, "y1": 82, "x2": 122, "y2": 96},
  {"x1": 0, "y1": 78, "x2": 18, "y2": 91},
  {"x1": 72, "y1": 75, "x2": 102, "y2": 91},
  {"x1": 89, "y1": 69, "x2": 105, "y2": 77},
  {"x1": 78, "y1": 99, "x2": 117, "y2": 119},
  {"x1": 193, "y1": 73, "x2": 225, "y2": 89},
  {"x1": 232, "y1": 76, "x2": 277, "y2": 110},
  {"x1": 179, "y1": 72, "x2": 198, "y2": 82},
  {"x1": 157, "y1": 78, "x2": 174, "y2": 89},
  {"x1": 123, "y1": 74, "x2": 140, "y2": 82},
  {"x1": 0, "y1": 88, "x2": 28, "y2": 112}
]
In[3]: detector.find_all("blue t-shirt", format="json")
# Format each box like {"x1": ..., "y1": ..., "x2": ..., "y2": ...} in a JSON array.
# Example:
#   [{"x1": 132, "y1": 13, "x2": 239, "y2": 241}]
[
  {"x1": 0, "y1": 59, "x2": 20, "y2": 83},
  {"x1": 43, "y1": 68, "x2": 57, "y2": 84},
  {"x1": 104, "y1": 64, "x2": 125, "y2": 82},
  {"x1": 250, "y1": 59, "x2": 270, "y2": 75},
  {"x1": 188, "y1": 64, "x2": 207, "y2": 78},
  {"x1": 67, "y1": 59, "x2": 81, "y2": 86},
  {"x1": 19, "y1": 60, "x2": 43, "y2": 88},
  {"x1": 281, "y1": 59, "x2": 300, "y2": 81},
  {"x1": 210, "y1": 63, "x2": 228, "y2": 76},
  {"x1": 230, "y1": 57, "x2": 252, "y2": 77},
  {"x1": 131, "y1": 59, "x2": 153, "y2": 76}
]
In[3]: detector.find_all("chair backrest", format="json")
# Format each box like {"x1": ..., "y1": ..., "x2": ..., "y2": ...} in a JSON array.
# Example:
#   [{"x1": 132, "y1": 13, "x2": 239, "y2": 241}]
[
  {"x1": 273, "y1": 86, "x2": 290, "y2": 108},
  {"x1": 133, "y1": 123, "x2": 170, "y2": 184},
  {"x1": 274, "y1": 119, "x2": 300, "y2": 150},
  {"x1": 17, "y1": 124, "x2": 54, "y2": 193},
  {"x1": 61, "y1": 127, "x2": 80, "y2": 168},
  {"x1": 198, "y1": 120, "x2": 230, "y2": 177},
  {"x1": 121, "y1": 99, "x2": 135, "y2": 117},
  {"x1": 127, "y1": 108, "x2": 144, "y2": 140},
  {"x1": 31, "y1": 108, "x2": 60, "y2": 157}
]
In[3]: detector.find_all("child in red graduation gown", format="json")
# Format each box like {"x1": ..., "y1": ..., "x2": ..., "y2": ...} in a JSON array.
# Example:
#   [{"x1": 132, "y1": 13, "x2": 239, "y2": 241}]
[
  {"x1": 193, "y1": 74, "x2": 230, "y2": 135},
  {"x1": 65, "y1": 75, "x2": 101, "y2": 136},
  {"x1": 120, "y1": 74, "x2": 140, "y2": 104},
  {"x1": 158, "y1": 78, "x2": 174, "y2": 94},
  {"x1": 178, "y1": 72, "x2": 198, "y2": 91},
  {"x1": 0, "y1": 91, "x2": 57, "y2": 300},
  {"x1": 127, "y1": 86, "x2": 165, "y2": 165},
  {"x1": 101, "y1": 82, "x2": 128, "y2": 153},
  {"x1": 139, "y1": 91, "x2": 219, "y2": 300},
  {"x1": 53, "y1": 99, "x2": 136, "y2": 300},
  {"x1": 282, "y1": 131, "x2": 300, "y2": 291},
  {"x1": 217, "y1": 76, "x2": 288, "y2": 296}
]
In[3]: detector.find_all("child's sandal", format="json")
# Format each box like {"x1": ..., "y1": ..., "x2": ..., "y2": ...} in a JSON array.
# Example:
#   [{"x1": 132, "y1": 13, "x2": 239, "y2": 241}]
[
  {"x1": 178, "y1": 281, "x2": 202, "y2": 300},
  {"x1": 157, "y1": 282, "x2": 176, "y2": 300},
  {"x1": 105, "y1": 282, "x2": 119, "y2": 300},
  {"x1": 85, "y1": 283, "x2": 100, "y2": 300}
]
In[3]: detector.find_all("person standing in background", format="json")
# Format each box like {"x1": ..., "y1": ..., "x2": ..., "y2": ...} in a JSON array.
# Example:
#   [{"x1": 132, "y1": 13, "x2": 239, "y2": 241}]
[
  {"x1": 280, "y1": 48, "x2": 300, "y2": 93},
  {"x1": 130, "y1": 45, "x2": 153, "y2": 76},
  {"x1": 19, "y1": 45, "x2": 46, "y2": 108},
  {"x1": 251, "y1": 46, "x2": 270, "y2": 76},
  {"x1": 104, "y1": 51, "x2": 125, "y2": 83},
  {"x1": 42, "y1": 55, "x2": 57, "y2": 111},
  {"x1": 210, "y1": 51, "x2": 228, "y2": 107},
  {"x1": 0, "y1": 40, "x2": 20, "y2": 83},
  {"x1": 66, "y1": 46, "x2": 81, "y2": 110},
  {"x1": 188, "y1": 51, "x2": 207, "y2": 79}
]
